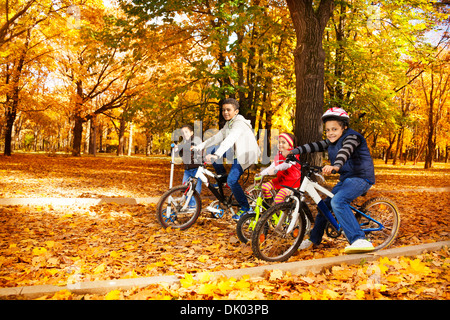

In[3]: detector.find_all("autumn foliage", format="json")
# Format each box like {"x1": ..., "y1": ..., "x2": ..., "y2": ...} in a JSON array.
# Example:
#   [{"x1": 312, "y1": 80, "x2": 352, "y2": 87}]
[
  {"x1": 0, "y1": 154, "x2": 448, "y2": 300},
  {"x1": 1, "y1": 1, "x2": 449, "y2": 169}
]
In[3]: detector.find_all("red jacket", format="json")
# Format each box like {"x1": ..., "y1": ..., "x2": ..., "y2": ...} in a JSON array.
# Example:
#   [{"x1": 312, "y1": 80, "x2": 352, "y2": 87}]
[{"x1": 270, "y1": 153, "x2": 302, "y2": 189}]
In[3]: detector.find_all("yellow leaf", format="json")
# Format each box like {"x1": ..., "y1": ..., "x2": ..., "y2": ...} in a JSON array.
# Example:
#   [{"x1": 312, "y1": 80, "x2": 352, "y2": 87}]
[
  {"x1": 235, "y1": 278, "x2": 251, "y2": 290},
  {"x1": 217, "y1": 279, "x2": 234, "y2": 294},
  {"x1": 105, "y1": 289, "x2": 122, "y2": 300},
  {"x1": 269, "y1": 269, "x2": 283, "y2": 281},
  {"x1": 180, "y1": 273, "x2": 195, "y2": 288},
  {"x1": 93, "y1": 263, "x2": 106, "y2": 274},
  {"x1": 45, "y1": 241, "x2": 55, "y2": 248},
  {"x1": 355, "y1": 289, "x2": 365, "y2": 299},
  {"x1": 198, "y1": 254, "x2": 209, "y2": 263},
  {"x1": 197, "y1": 283, "x2": 216, "y2": 295},
  {"x1": 301, "y1": 291, "x2": 312, "y2": 300},
  {"x1": 386, "y1": 275, "x2": 402, "y2": 283},
  {"x1": 32, "y1": 247, "x2": 47, "y2": 256},
  {"x1": 52, "y1": 289, "x2": 72, "y2": 300},
  {"x1": 109, "y1": 251, "x2": 120, "y2": 258},
  {"x1": 409, "y1": 258, "x2": 430, "y2": 275},
  {"x1": 46, "y1": 269, "x2": 60, "y2": 276},
  {"x1": 322, "y1": 289, "x2": 340, "y2": 299},
  {"x1": 198, "y1": 272, "x2": 211, "y2": 283}
]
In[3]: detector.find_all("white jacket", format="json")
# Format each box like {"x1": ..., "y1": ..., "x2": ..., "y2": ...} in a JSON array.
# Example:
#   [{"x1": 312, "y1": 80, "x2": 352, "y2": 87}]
[{"x1": 197, "y1": 114, "x2": 260, "y2": 170}]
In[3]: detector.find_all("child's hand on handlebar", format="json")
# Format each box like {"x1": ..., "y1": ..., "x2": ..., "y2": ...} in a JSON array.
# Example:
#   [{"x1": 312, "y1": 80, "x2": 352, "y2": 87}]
[
  {"x1": 205, "y1": 154, "x2": 219, "y2": 164},
  {"x1": 322, "y1": 165, "x2": 339, "y2": 175}
]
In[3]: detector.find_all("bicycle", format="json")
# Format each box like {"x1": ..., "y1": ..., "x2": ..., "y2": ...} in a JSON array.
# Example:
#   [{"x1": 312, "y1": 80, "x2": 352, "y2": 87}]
[
  {"x1": 236, "y1": 175, "x2": 277, "y2": 243},
  {"x1": 251, "y1": 159, "x2": 400, "y2": 262},
  {"x1": 156, "y1": 163, "x2": 255, "y2": 230}
]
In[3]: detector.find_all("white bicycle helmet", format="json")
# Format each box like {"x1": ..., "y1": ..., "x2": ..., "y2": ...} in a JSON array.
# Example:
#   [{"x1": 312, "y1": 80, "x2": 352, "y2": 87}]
[{"x1": 322, "y1": 107, "x2": 350, "y2": 124}]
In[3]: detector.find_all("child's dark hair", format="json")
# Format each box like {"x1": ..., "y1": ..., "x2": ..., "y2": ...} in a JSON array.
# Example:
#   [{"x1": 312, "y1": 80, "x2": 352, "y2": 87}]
[
  {"x1": 181, "y1": 124, "x2": 194, "y2": 132},
  {"x1": 323, "y1": 118, "x2": 348, "y2": 129},
  {"x1": 222, "y1": 98, "x2": 240, "y2": 110}
]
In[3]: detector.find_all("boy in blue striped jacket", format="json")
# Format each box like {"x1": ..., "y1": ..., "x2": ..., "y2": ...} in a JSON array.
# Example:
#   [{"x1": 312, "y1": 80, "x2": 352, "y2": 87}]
[{"x1": 290, "y1": 107, "x2": 376, "y2": 254}]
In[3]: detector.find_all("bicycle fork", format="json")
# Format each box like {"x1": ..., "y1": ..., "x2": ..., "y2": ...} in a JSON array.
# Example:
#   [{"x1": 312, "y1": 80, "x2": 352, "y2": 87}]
[{"x1": 170, "y1": 179, "x2": 195, "y2": 212}]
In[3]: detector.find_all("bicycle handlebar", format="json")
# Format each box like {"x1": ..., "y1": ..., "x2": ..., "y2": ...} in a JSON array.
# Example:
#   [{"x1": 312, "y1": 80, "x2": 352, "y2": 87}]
[{"x1": 285, "y1": 155, "x2": 337, "y2": 174}]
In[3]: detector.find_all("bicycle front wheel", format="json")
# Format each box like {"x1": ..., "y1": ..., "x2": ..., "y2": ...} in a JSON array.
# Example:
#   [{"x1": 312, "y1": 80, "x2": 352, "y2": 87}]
[
  {"x1": 156, "y1": 185, "x2": 202, "y2": 230},
  {"x1": 359, "y1": 197, "x2": 400, "y2": 250},
  {"x1": 236, "y1": 213, "x2": 257, "y2": 244},
  {"x1": 251, "y1": 202, "x2": 306, "y2": 262}
]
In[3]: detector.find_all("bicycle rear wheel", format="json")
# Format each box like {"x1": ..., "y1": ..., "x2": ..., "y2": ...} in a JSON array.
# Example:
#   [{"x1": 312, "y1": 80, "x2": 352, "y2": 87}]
[
  {"x1": 156, "y1": 185, "x2": 202, "y2": 230},
  {"x1": 251, "y1": 202, "x2": 306, "y2": 262},
  {"x1": 359, "y1": 197, "x2": 400, "y2": 250}
]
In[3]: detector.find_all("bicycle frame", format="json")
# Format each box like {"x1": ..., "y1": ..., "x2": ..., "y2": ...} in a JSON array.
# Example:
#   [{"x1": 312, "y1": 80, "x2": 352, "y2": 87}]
[
  {"x1": 284, "y1": 165, "x2": 385, "y2": 236},
  {"x1": 181, "y1": 165, "x2": 238, "y2": 215},
  {"x1": 245, "y1": 176, "x2": 281, "y2": 229}
]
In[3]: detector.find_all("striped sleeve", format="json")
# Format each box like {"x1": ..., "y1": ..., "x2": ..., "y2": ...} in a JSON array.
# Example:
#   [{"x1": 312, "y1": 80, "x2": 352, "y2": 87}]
[
  {"x1": 333, "y1": 135, "x2": 361, "y2": 168},
  {"x1": 292, "y1": 140, "x2": 329, "y2": 155}
]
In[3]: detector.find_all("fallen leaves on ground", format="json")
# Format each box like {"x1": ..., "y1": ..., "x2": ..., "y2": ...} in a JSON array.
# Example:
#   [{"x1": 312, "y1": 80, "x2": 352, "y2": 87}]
[
  {"x1": 41, "y1": 247, "x2": 450, "y2": 300},
  {"x1": 0, "y1": 154, "x2": 449, "y2": 299}
]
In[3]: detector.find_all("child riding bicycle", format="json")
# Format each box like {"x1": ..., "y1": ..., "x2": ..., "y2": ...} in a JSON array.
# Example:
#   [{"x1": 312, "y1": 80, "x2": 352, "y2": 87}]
[
  {"x1": 259, "y1": 132, "x2": 301, "y2": 206},
  {"x1": 174, "y1": 124, "x2": 203, "y2": 208},
  {"x1": 192, "y1": 98, "x2": 260, "y2": 221},
  {"x1": 289, "y1": 107, "x2": 376, "y2": 254}
]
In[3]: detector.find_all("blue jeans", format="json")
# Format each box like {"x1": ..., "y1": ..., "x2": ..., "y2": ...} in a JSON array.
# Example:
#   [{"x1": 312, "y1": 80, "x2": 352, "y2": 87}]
[
  {"x1": 182, "y1": 168, "x2": 202, "y2": 207},
  {"x1": 212, "y1": 160, "x2": 249, "y2": 211},
  {"x1": 310, "y1": 177, "x2": 372, "y2": 245}
]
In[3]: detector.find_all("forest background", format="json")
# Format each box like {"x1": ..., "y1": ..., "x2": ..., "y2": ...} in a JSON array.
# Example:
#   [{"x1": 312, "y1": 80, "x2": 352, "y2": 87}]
[{"x1": 1, "y1": 0, "x2": 449, "y2": 168}]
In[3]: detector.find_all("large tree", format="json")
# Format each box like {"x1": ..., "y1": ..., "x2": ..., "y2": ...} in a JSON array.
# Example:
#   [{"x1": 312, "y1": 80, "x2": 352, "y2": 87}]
[{"x1": 285, "y1": 0, "x2": 335, "y2": 165}]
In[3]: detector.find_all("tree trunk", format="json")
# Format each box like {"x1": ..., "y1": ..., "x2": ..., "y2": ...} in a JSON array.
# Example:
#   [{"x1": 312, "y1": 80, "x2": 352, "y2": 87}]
[
  {"x1": 89, "y1": 116, "x2": 97, "y2": 156},
  {"x1": 117, "y1": 116, "x2": 126, "y2": 156},
  {"x1": 286, "y1": 0, "x2": 335, "y2": 165},
  {"x1": 72, "y1": 115, "x2": 84, "y2": 156},
  {"x1": 127, "y1": 121, "x2": 133, "y2": 156},
  {"x1": 72, "y1": 79, "x2": 85, "y2": 156},
  {"x1": 3, "y1": 29, "x2": 29, "y2": 156},
  {"x1": 4, "y1": 109, "x2": 16, "y2": 156}
]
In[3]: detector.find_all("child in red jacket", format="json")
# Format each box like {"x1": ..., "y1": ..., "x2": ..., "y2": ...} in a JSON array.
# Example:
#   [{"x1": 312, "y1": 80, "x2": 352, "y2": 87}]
[{"x1": 259, "y1": 133, "x2": 301, "y2": 204}]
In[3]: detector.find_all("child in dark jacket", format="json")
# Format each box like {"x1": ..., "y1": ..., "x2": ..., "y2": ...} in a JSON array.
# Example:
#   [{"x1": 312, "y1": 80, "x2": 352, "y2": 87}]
[
  {"x1": 175, "y1": 124, "x2": 203, "y2": 207},
  {"x1": 291, "y1": 107, "x2": 376, "y2": 254}
]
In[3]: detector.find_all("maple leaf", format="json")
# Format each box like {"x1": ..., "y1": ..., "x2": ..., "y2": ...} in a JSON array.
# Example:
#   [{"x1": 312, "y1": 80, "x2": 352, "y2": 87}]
[
  {"x1": 198, "y1": 272, "x2": 211, "y2": 283},
  {"x1": 197, "y1": 283, "x2": 216, "y2": 296},
  {"x1": 180, "y1": 273, "x2": 195, "y2": 288},
  {"x1": 197, "y1": 255, "x2": 209, "y2": 263},
  {"x1": 408, "y1": 258, "x2": 431, "y2": 275},
  {"x1": 105, "y1": 290, "x2": 122, "y2": 300},
  {"x1": 32, "y1": 247, "x2": 47, "y2": 256},
  {"x1": 217, "y1": 278, "x2": 234, "y2": 295},
  {"x1": 93, "y1": 263, "x2": 106, "y2": 274},
  {"x1": 268, "y1": 269, "x2": 283, "y2": 281}
]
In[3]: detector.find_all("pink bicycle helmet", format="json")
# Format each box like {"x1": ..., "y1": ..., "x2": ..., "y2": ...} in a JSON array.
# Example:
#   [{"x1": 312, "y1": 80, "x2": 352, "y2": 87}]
[{"x1": 322, "y1": 107, "x2": 350, "y2": 124}]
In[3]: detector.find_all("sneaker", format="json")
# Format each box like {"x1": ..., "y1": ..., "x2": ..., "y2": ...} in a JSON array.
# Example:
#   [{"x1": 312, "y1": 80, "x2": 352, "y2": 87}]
[
  {"x1": 232, "y1": 209, "x2": 249, "y2": 221},
  {"x1": 344, "y1": 239, "x2": 374, "y2": 254},
  {"x1": 298, "y1": 239, "x2": 313, "y2": 250}
]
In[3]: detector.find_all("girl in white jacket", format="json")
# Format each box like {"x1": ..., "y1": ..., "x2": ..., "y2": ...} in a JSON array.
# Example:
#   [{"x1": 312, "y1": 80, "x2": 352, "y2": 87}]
[{"x1": 194, "y1": 98, "x2": 260, "y2": 220}]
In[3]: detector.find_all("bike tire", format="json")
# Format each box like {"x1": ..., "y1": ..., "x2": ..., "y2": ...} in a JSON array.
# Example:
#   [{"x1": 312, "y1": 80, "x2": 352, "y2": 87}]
[
  {"x1": 251, "y1": 201, "x2": 306, "y2": 262},
  {"x1": 156, "y1": 185, "x2": 202, "y2": 230},
  {"x1": 236, "y1": 213, "x2": 257, "y2": 244},
  {"x1": 237, "y1": 185, "x2": 276, "y2": 244},
  {"x1": 360, "y1": 197, "x2": 400, "y2": 251}
]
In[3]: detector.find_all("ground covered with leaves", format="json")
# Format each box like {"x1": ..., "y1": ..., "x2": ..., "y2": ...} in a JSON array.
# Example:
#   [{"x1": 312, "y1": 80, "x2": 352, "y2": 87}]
[{"x1": 0, "y1": 154, "x2": 449, "y2": 300}]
